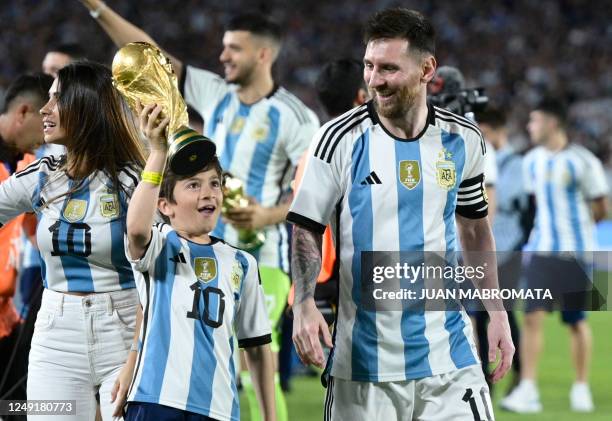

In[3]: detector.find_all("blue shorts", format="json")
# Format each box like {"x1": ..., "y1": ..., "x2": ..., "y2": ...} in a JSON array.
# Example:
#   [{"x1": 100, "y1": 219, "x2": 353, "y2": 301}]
[{"x1": 125, "y1": 402, "x2": 218, "y2": 421}]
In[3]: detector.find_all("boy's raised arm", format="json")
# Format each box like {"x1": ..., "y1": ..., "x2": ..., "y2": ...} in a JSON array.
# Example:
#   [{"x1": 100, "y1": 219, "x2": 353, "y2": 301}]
[{"x1": 126, "y1": 103, "x2": 169, "y2": 260}]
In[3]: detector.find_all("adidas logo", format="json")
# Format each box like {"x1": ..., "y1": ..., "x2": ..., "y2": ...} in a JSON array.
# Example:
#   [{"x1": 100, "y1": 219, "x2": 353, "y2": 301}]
[
  {"x1": 360, "y1": 171, "x2": 382, "y2": 185},
  {"x1": 170, "y1": 252, "x2": 187, "y2": 263}
]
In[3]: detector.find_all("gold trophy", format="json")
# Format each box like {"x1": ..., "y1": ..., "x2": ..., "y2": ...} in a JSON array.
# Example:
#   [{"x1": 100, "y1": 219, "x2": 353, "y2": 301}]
[
  {"x1": 112, "y1": 42, "x2": 215, "y2": 174},
  {"x1": 222, "y1": 173, "x2": 265, "y2": 252}
]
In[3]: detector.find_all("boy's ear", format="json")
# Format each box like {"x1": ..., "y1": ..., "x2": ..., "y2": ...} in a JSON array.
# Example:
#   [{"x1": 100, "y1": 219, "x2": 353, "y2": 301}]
[{"x1": 158, "y1": 197, "x2": 174, "y2": 219}]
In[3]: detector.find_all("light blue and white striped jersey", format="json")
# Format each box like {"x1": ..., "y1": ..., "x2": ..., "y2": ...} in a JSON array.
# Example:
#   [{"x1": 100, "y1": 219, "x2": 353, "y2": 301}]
[
  {"x1": 524, "y1": 143, "x2": 608, "y2": 252},
  {"x1": 181, "y1": 66, "x2": 319, "y2": 271},
  {"x1": 288, "y1": 102, "x2": 488, "y2": 382},
  {"x1": 0, "y1": 156, "x2": 139, "y2": 293},
  {"x1": 126, "y1": 223, "x2": 270, "y2": 421},
  {"x1": 493, "y1": 145, "x2": 529, "y2": 252}
]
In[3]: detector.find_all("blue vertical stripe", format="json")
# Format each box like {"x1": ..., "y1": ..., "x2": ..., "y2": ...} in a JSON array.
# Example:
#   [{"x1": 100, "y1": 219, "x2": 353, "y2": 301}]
[
  {"x1": 134, "y1": 235, "x2": 178, "y2": 401},
  {"x1": 348, "y1": 131, "x2": 378, "y2": 381},
  {"x1": 212, "y1": 100, "x2": 249, "y2": 242},
  {"x1": 59, "y1": 179, "x2": 94, "y2": 292},
  {"x1": 219, "y1": 103, "x2": 252, "y2": 170},
  {"x1": 545, "y1": 159, "x2": 560, "y2": 251},
  {"x1": 440, "y1": 131, "x2": 475, "y2": 368},
  {"x1": 441, "y1": 130, "x2": 466, "y2": 253},
  {"x1": 34, "y1": 171, "x2": 48, "y2": 288},
  {"x1": 229, "y1": 336, "x2": 239, "y2": 420},
  {"x1": 245, "y1": 106, "x2": 281, "y2": 203},
  {"x1": 110, "y1": 191, "x2": 135, "y2": 289},
  {"x1": 206, "y1": 93, "x2": 232, "y2": 140},
  {"x1": 566, "y1": 160, "x2": 584, "y2": 251},
  {"x1": 445, "y1": 311, "x2": 477, "y2": 368},
  {"x1": 394, "y1": 140, "x2": 432, "y2": 379},
  {"x1": 185, "y1": 242, "x2": 219, "y2": 414}
]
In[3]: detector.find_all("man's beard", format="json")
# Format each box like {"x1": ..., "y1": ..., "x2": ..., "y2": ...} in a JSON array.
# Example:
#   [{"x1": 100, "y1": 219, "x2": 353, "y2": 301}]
[
  {"x1": 225, "y1": 61, "x2": 256, "y2": 86},
  {"x1": 371, "y1": 83, "x2": 420, "y2": 120}
]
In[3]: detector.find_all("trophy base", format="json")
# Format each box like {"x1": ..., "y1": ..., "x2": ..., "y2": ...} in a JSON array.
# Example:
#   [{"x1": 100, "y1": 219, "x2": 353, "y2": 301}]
[
  {"x1": 168, "y1": 127, "x2": 217, "y2": 175},
  {"x1": 237, "y1": 231, "x2": 266, "y2": 252}
]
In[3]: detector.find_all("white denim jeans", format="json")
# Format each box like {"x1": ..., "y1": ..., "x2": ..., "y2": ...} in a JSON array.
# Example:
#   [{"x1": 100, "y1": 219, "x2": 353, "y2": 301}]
[{"x1": 27, "y1": 288, "x2": 138, "y2": 420}]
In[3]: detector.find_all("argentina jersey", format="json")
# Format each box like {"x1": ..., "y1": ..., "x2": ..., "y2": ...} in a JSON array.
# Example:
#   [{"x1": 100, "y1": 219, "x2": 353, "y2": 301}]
[
  {"x1": 523, "y1": 143, "x2": 608, "y2": 252},
  {"x1": 126, "y1": 223, "x2": 271, "y2": 421},
  {"x1": 288, "y1": 102, "x2": 488, "y2": 382},
  {"x1": 181, "y1": 66, "x2": 319, "y2": 271},
  {"x1": 0, "y1": 155, "x2": 139, "y2": 293}
]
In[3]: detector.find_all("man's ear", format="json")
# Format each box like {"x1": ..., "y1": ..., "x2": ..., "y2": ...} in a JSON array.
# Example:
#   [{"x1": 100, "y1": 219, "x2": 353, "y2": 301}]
[
  {"x1": 354, "y1": 88, "x2": 368, "y2": 106},
  {"x1": 15, "y1": 103, "x2": 30, "y2": 125},
  {"x1": 421, "y1": 55, "x2": 437, "y2": 84}
]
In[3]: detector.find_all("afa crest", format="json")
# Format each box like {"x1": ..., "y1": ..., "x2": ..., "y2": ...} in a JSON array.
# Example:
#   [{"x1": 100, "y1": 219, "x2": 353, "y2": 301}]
[
  {"x1": 436, "y1": 148, "x2": 456, "y2": 190},
  {"x1": 63, "y1": 199, "x2": 88, "y2": 222},
  {"x1": 230, "y1": 116, "x2": 246, "y2": 134},
  {"x1": 99, "y1": 194, "x2": 119, "y2": 218},
  {"x1": 399, "y1": 160, "x2": 421, "y2": 190},
  {"x1": 195, "y1": 257, "x2": 217, "y2": 283},
  {"x1": 230, "y1": 260, "x2": 244, "y2": 291},
  {"x1": 252, "y1": 126, "x2": 269, "y2": 142}
]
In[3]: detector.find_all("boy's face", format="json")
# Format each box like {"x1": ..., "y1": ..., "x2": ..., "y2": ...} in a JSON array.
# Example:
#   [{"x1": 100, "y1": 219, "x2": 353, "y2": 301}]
[{"x1": 160, "y1": 168, "x2": 223, "y2": 238}]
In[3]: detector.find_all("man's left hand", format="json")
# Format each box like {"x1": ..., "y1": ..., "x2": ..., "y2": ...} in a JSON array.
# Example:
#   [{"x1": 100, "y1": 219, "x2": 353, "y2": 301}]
[{"x1": 487, "y1": 312, "x2": 515, "y2": 383}]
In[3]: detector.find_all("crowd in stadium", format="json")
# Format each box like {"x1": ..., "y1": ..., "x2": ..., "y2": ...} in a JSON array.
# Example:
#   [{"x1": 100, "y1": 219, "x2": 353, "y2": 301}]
[{"x1": 1, "y1": 0, "x2": 611, "y2": 167}]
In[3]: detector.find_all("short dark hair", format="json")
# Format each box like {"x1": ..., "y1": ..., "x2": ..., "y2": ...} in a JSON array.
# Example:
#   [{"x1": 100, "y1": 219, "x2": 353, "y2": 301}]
[
  {"x1": 159, "y1": 156, "x2": 224, "y2": 205},
  {"x1": 364, "y1": 8, "x2": 435, "y2": 56},
  {"x1": 1, "y1": 72, "x2": 53, "y2": 114},
  {"x1": 534, "y1": 97, "x2": 568, "y2": 126},
  {"x1": 475, "y1": 108, "x2": 507, "y2": 129},
  {"x1": 316, "y1": 58, "x2": 364, "y2": 117},
  {"x1": 47, "y1": 43, "x2": 87, "y2": 61},
  {"x1": 225, "y1": 13, "x2": 282, "y2": 43}
]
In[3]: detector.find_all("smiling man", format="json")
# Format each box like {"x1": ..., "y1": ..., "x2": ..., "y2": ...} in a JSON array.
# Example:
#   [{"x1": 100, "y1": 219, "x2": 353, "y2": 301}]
[{"x1": 288, "y1": 8, "x2": 513, "y2": 420}]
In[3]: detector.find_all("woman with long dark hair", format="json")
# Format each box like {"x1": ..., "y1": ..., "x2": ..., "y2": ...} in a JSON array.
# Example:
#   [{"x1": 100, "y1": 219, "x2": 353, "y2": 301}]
[{"x1": 0, "y1": 61, "x2": 145, "y2": 420}]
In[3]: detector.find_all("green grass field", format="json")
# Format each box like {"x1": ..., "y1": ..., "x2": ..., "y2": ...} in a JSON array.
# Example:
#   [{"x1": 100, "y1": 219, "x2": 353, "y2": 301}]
[{"x1": 241, "y1": 312, "x2": 612, "y2": 420}]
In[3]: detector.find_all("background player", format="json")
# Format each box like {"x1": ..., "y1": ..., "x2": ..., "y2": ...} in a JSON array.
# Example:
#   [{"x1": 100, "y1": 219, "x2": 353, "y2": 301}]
[
  {"x1": 42, "y1": 43, "x2": 87, "y2": 78},
  {"x1": 501, "y1": 98, "x2": 608, "y2": 413},
  {"x1": 119, "y1": 102, "x2": 275, "y2": 421},
  {"x1": 289, "y1": 8, "x2": 513, "y2": 420}
]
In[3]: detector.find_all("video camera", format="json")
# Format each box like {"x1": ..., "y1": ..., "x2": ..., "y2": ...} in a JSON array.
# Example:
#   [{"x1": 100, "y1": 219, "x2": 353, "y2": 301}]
[{"x1": 428, "y1": 66, "x2": 489, "y2": 119}]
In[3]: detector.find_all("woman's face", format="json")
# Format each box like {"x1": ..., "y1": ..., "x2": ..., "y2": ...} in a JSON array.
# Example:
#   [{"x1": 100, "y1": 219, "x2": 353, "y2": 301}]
[{"x1": 40, "y1": 78, "x2": 67, "y2": 145}]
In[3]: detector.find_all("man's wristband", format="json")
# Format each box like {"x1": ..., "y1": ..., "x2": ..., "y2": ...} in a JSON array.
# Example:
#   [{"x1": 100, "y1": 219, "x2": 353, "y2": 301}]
[{"x1": 130, "y1": 342, "x2": 139, "y2": 352}]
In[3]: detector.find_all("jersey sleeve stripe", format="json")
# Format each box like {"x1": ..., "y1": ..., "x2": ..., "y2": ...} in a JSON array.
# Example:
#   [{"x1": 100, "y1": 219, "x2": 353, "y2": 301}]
[
  {"x1": 314, "y1": 106, "x2": 368, "y2": 159},
  {"x1": 434, "y1": 110, "x2": 486, "y2": 155},
  {"x1": 238, "y1": 333, "x2": 272, "y2": 348},
  {"x1": 286, "y1": 211, "x2": 327, "y2": 235},
  {"x1": 324, "y1": 114, "x2": 370, "y2": 163},
  {"x1": 275, "y1": 89, "x2": 310, "y2": 124},
  {"x1": 434, "y1": 106, "x2": 482, "y2": 135},
  {"x1": 119, "y1": 166, "x2": 140, "y2": 188},
  {"x1": 15, "y1": 156, "x2": 61, "y2": 178}
]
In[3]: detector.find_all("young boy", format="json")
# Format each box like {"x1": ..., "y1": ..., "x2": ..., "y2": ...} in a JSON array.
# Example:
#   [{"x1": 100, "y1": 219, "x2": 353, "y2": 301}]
[{"x1": 118, "y1": 103, "x2": 276, "y2": 421}]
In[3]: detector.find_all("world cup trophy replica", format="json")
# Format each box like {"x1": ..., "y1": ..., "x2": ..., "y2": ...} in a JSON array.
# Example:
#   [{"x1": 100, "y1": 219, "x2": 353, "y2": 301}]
[
  {"x1": 222, "y1": 173, "x2": 265, "y2": 252},
  {"x1": 112, "y1": 42, "x2": 216, "y2": 174}
]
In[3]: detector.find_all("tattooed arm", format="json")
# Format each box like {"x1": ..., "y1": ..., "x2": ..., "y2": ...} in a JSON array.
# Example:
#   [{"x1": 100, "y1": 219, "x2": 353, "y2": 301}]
[{"x1": 291, "y1": 225, "x2": 332, "y2": 367}]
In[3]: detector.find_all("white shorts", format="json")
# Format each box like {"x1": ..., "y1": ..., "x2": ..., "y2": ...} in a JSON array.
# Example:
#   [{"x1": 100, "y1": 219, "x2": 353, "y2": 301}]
[
  {"x1": 27, "y1": 288, "x2": 138, "y2": 420},
  {"x1": 324, "y1": 365, "x2": 494, "y2": 421}
]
